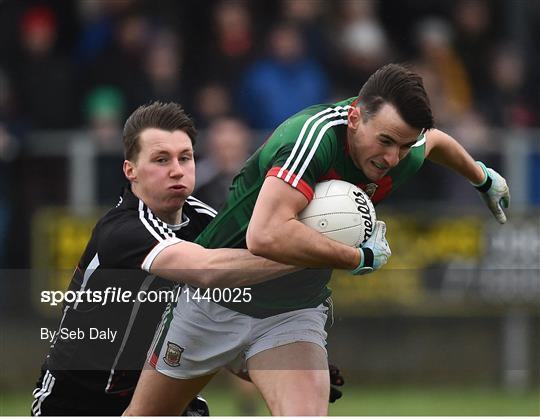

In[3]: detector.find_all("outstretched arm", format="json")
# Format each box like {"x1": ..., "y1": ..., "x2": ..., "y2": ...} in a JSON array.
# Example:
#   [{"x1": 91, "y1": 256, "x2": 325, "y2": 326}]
[
  {"x1": 147, "y1": 241, "x2": 298, "y2": 288},
  {"x1": 425, "y1": 129, "x2": 485, "y2": 183},
  {"x1": 150, "y1": 176, "x2": 391, "y2": 286},
  {"x1": 425, "y1": 129, "x2": 510, "y2": 223}
]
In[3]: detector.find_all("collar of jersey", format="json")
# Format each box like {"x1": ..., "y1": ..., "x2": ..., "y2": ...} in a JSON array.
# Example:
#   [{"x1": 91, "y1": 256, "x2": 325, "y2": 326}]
[
  {"x1": 122, "y1": 186, "x2": 191, "y2": 230},
  {"x1": 167, "y1": 213, "x2": 190, "y2": 230}
]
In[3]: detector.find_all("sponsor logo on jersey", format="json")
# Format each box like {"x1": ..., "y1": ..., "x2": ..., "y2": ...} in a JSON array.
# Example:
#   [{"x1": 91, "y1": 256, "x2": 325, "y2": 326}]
[
  {"x1": 363, "y1": 183, "x2": 379, "y2": 199},
  {"x1": 163, "y1": 341, "x2": 184, "y2": 367},
  {"x1": 362, "y1": 176, "x2": 393, "y2": 204}
]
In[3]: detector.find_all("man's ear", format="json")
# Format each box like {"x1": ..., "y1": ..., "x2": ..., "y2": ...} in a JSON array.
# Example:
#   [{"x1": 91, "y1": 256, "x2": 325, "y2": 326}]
[
  {"x1": 123, "y1": 160, "x2": 137, "y2": 183},
  {"x1": 348, "y1": 106, "x2": 362, "y2": 130}
]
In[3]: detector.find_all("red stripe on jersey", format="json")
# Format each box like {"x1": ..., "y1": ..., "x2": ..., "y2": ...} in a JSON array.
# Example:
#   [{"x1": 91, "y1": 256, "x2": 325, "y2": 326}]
[{"x1": 266, "y1": 167, "x2": 314, "y2": 201}]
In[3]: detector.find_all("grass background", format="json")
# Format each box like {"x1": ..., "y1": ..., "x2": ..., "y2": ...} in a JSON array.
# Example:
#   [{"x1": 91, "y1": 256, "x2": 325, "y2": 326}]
[{"x1": 3, "y1": 381, "x2": 539, "y2": 416}]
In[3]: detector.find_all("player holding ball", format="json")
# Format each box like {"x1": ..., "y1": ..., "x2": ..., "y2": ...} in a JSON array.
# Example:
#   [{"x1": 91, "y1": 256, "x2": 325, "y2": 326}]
[{"x1": 125, "y1": 63, "x2": 510, "y2": 416}]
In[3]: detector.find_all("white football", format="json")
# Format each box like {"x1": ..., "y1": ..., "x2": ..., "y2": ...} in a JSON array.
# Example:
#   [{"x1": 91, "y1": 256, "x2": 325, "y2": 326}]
[{"x1": 298, "y1": 180, "x2": 376, "y2": 247}]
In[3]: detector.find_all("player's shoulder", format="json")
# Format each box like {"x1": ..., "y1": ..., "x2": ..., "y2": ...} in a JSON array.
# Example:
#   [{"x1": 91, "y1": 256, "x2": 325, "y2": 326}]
[
  {"x1": 391, "y1": 132, "x2": 427, "y2": 182},
  {"x1": 400, "y1": 132, "x2": 426, "y2": 166},
  {"x1": 274, "y1": 98, "x2": 353, "y2": 142},
  {"x1": 290, "y1": 97, "x2": 354, "y2": 123},
  {"x1": 175, "y1": 196, "x2": 218, "y2": 237},
  {"x1": 96, "y1": 190, "x2": 178, "y2": 252},
  {"x1": 184, "y1": 196, "x2": 218, "y2": 219}
]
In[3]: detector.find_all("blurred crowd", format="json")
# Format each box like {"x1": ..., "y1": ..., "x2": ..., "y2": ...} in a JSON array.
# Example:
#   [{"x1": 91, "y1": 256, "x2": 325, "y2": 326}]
[
  {"x1": 0, "y1": 0, "x2": 538, "y2": 131},
  {"x1": 0, "y1": 0, "x2": 539, "y2": 268}
]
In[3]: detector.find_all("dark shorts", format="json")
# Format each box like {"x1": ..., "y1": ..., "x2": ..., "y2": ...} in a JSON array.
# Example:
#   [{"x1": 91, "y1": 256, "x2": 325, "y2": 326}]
[
  {"x1": 31, "y1": 369, "x2": 131, "y2": 416},
  {"x1": 31, "y1": 368, "x2": 210, "y2": 416}
]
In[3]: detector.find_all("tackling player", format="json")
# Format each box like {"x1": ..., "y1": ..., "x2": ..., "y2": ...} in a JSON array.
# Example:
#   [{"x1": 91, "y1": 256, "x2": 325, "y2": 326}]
[
  {"x1": 32, "y1": 102, "x2": 348, "y2": 415},
  {"x1": 125, "y1": 64, "x2": 509, "y2": 416}
]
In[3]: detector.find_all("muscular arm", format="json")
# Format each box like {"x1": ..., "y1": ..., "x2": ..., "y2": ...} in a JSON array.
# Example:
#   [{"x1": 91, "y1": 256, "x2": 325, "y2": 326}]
[
  {"x1": 149, "y1": 241, "x2": 298, "y2": 288},
  {"x1": 246, "y1": 176, "x2": 360, "y2": 269},
  {"x1": 426, "y1": 128, "x2": 510, "y2": 224},
  {"x1": 425, "y1": 129, "x2": 485, "y2": 183}
]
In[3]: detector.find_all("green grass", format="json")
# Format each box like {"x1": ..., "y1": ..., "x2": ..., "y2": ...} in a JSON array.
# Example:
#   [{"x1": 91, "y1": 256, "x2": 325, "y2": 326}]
[
  {"x1": 1, "y1": 392, "x2": 33, "y2": 417},
  {"x1": 327, "y1": 387, "x2": 540, "y2": 416},
  {"x1": 3, "y1": 385, "x2": 539, "y2": 416}
]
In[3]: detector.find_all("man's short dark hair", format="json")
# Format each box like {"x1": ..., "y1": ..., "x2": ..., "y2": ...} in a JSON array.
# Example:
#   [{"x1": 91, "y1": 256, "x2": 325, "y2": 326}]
[
  {"x1": 123, "y1": 101, "x2": 197, "y2": 161},
  {"x1": 357, "y1": 63, "x2": 435, "y2": 130}
]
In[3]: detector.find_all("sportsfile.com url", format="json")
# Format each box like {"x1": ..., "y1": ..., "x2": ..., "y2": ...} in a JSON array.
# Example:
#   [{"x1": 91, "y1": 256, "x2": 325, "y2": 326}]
[{"x1": 41, "y1": 287, "x2": 183, "y2": 306}]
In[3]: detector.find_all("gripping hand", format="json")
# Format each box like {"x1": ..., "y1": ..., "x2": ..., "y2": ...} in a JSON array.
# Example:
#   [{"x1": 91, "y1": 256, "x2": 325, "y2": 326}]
[
  {"x1": 351, "y1": 221, "x2": 391, "y2": 275},
  {"x1": 329, "y1": 364, "x2": 344, "y2": 403},
  {"x1": 472, "y1": 161, "x2": 510, "y2": 224}
]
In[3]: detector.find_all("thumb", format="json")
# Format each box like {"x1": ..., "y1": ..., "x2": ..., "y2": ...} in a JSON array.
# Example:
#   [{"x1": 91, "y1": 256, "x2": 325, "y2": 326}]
[{"x1": 374, "y1": 220, "x2": 386, "y2": 238}]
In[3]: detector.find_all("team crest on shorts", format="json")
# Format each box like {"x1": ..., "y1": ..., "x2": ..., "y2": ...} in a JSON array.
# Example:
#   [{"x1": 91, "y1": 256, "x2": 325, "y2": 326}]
[
  {"x1": 163, "y1": 341, "x2": 184, "y2": 367},
  {"x1": 363, "y1": 183, "x2": 379, "y2": 198}
]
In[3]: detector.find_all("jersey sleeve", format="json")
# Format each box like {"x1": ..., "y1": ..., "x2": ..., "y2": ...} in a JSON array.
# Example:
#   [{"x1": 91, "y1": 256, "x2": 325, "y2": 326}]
[
  {"x1": 263, "y1": 109, "x2": 345, "y2": 201},
  {"x1": 98, "y1": 213, "x2": 181, "y2": 272}
]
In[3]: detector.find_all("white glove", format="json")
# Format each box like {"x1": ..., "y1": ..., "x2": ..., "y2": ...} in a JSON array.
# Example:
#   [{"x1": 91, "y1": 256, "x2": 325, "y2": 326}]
[
  {"x1": 471, "y1": 161, "x2": 510, "y2": 224},
  {"x1": 351, "y1": 221, "x2": 391, "y2": 275}
]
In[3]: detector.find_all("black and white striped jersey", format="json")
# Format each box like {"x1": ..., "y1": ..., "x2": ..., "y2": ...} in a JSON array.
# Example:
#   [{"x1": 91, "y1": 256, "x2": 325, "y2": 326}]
[{"x1": 43, "y1": 187, "x2": 216, "y2": 394}]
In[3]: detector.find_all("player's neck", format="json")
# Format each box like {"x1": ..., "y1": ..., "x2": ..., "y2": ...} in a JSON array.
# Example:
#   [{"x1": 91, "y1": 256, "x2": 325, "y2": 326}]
[{"x1": 153, "y1": 208, "x2": 183, "y2": 225}]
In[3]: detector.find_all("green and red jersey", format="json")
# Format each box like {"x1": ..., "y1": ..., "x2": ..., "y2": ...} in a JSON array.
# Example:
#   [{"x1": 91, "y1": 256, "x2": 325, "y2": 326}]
[{"x1": 196, "y1": 97, "x2": 426, "y2": 317}]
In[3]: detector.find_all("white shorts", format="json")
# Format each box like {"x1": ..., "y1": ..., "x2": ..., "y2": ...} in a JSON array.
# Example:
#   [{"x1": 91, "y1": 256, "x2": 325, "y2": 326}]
[{"x1": 148, "y1": 285, "x2": 328, "y2": 379}]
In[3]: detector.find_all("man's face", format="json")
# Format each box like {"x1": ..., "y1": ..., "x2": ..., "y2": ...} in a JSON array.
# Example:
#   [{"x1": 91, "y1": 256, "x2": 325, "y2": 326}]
[
  {"x1": 347, "y1": 103, "x2": 422, "y2": 181},
  {"x1": 124, "y1": 128, "x2": 195, "y2": 221}
]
